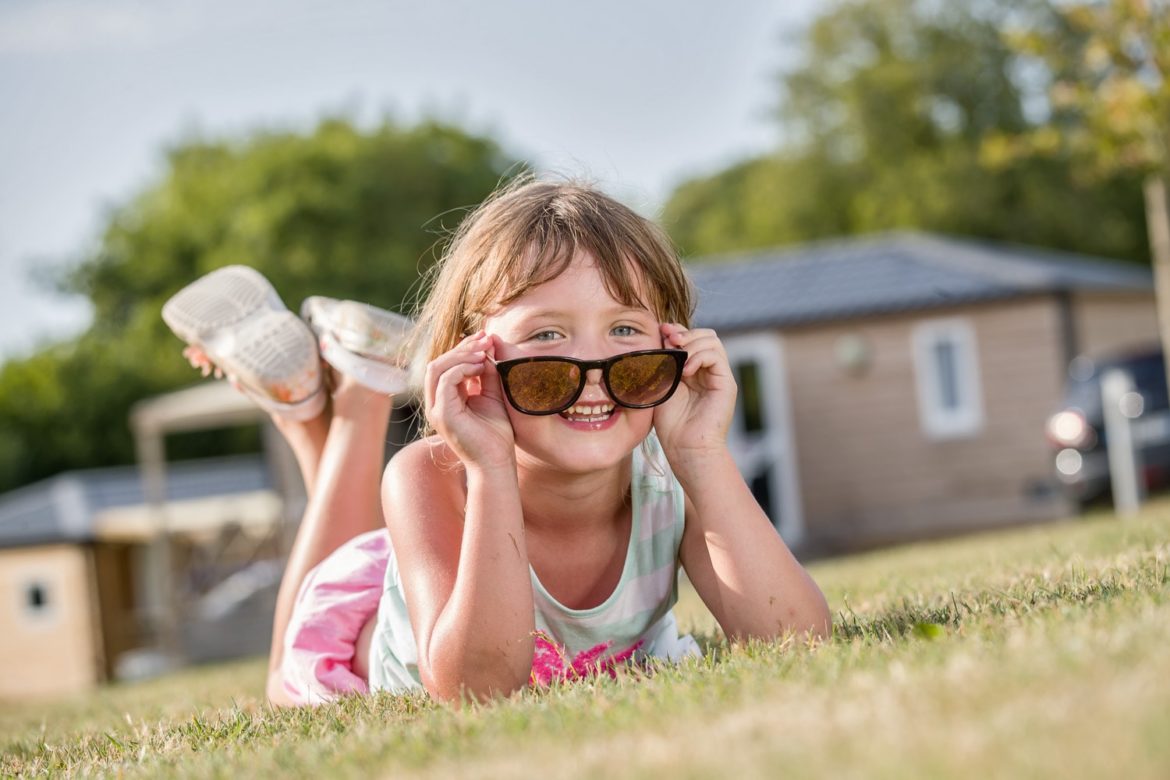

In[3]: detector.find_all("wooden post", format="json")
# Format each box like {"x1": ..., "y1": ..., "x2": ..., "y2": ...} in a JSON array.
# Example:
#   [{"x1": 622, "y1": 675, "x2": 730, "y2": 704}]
[{"x1": 132, "y1": 424, "x2": 181, "y2": 660}]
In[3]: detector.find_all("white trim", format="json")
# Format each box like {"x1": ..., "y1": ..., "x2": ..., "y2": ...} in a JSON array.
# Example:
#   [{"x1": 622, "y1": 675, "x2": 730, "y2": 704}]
[
  {"x1": 722, "y1": 331, "x2": 805, "y2": 546},
  {"x1": 911, "y1": 318, "x2": 985, "y2": 440}
]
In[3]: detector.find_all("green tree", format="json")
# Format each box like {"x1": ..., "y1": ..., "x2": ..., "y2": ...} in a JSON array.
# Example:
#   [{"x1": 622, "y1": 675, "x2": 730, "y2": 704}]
[
  {"x1": 663, "y1": 0, "x2": 1149, "y2": 264},
  {"x1": 993, "y1": 0, "x2": 1170, "y2": 381},
  {"x1": 0, "y1": 117, "x2": 522, "y2": 492}
]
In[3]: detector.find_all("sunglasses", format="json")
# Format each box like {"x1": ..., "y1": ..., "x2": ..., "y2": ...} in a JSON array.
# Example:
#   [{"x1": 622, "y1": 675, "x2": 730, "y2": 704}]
[{"x1": 490, "y1": 349, "x2": 687, "y2": 415}]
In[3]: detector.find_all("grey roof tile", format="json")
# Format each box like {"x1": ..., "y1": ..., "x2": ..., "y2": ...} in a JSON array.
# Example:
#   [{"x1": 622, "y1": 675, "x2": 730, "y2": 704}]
[
  {"x1": 0, "y1": 455, "x2": 272, "y2": 547},
  {"x1": 688, "y1": 232, "x2": 1152, "y2": 331}
]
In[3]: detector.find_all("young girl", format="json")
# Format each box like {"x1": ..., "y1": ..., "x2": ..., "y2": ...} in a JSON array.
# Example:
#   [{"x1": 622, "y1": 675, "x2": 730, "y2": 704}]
[{"x1": 164, "y1": 179, "x2": 831, "y2": 706}]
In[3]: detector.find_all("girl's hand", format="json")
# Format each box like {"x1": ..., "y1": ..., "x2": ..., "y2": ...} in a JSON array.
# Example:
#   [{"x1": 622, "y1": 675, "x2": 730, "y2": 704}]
[
  {"x1": 424, "y1": 331, "x2": 516, "y2": 470},
  {"x1": 653, "y1": 324, "x2": 736, "y2": 471},
  {"x1": 183, "y1": 346, "x2": 223, "y2": 378}
]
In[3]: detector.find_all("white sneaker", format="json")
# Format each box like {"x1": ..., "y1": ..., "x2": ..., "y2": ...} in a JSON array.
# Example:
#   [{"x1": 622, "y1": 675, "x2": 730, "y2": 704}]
[
  {"x1": 162, "y1": 266, "x2": 326, "y2": 420},
  {"x1": 300, "y1": 296, "x2": 413, "y2": 395}
]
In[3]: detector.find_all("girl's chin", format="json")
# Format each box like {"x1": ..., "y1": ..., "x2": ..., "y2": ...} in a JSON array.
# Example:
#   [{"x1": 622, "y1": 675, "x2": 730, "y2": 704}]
[{"x1": 511, "y1": 410, "x2": 654, "y2": 473}]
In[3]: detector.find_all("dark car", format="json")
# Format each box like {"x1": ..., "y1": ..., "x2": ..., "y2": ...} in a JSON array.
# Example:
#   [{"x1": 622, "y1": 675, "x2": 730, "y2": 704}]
[{"x1": 1045, "y1": 348, "x2": 1170, "y2": 505}]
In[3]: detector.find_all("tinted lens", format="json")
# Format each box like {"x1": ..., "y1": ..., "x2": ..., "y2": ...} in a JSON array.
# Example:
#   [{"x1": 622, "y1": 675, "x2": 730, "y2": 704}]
[
  {"x1": 609, "y1": 353, "x2": 679, "y2": 406},
  {"x1": 505, "y1": 360, "x2": 582, "y2": 412}
]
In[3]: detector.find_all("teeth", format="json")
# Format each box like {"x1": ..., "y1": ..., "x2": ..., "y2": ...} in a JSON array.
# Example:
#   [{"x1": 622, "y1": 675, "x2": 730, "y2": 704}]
[{"x1": 563, "y1": 403, "x2": 614, "y2": 417}]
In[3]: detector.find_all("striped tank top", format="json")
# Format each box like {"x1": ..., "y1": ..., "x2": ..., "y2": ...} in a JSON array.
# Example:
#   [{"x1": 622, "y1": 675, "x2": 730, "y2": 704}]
[{"x1": 368, "y1": 431, "x2": 699, "y2": 693}]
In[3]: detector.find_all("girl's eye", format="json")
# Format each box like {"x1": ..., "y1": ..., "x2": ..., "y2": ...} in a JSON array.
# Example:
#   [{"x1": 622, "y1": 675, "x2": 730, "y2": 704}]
[
  {"x1": 611, "y1": 325, "x2": 641, "y2": 337},
  {"x1": 532, "y1": 330, "x2": 563, "y2": 342}
]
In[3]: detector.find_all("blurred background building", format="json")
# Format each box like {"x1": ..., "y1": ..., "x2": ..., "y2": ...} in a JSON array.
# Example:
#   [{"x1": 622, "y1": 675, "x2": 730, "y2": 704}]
[
  {"x1": 0, "y1": 451, "x2": 281, "y2": 698},
  {"x1": 694, "y1": 233, "x2": 1157, "y2": 552}
]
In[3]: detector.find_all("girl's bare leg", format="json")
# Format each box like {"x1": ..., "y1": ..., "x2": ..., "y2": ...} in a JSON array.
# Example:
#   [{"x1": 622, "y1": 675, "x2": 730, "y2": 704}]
[
  {"x1": 271, "y1": 405, "x2": 332, "y2": 498},
  {"x1": 265, "y1": 374, "x2": 394, "y2": 704}
]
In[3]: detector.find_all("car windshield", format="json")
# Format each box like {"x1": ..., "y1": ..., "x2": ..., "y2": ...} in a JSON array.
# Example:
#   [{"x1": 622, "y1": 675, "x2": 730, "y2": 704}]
[{"x1": 1065, "y1": 353, "x2": 1169, "y2": 418}]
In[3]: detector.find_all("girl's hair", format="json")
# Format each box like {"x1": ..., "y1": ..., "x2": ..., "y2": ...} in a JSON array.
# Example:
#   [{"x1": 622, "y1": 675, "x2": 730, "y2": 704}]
[{"x1": 411, "y1": 177, "x2": 695, "y2": 403}]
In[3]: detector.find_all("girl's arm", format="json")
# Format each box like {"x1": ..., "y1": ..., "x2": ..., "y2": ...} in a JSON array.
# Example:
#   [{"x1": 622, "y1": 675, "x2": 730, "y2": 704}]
[
  {"x1": 382, "y1": 444, "x2": 534, "y2": 701},
  {"x1": 677, "y1": 458, "x2": 830, "y2": 641},
  {"x1": 655, "y1": 324, "x2": 831, "y2": 642},
  {"x1": 383, "y1": 332, "x2": 535, "y2": 702}
]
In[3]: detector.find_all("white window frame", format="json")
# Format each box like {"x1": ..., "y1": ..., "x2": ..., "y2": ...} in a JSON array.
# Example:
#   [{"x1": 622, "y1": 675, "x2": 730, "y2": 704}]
[
  {"x1": 911, "y1": 318, "x2": 985, "y2": 440},
  {"x1": 722, "y1": 332, "x2": 805, "y2": 547}
]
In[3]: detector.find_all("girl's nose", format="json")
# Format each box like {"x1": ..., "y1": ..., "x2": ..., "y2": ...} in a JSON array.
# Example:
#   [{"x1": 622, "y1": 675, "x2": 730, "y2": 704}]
[{"x1": 584, "y1": 366, "x2": 604, "y2": 387}]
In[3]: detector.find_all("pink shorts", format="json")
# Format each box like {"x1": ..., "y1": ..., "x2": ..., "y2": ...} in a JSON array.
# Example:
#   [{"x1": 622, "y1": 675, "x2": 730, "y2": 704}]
[{"x1": 279, "y1": 529, "x2": 390, "y2": 706}]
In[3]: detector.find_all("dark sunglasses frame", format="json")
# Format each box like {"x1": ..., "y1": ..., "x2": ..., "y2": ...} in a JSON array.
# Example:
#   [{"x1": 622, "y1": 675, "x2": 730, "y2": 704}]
[{"x1": 490, "y1": 348, "x2": 687, "y2": 415}]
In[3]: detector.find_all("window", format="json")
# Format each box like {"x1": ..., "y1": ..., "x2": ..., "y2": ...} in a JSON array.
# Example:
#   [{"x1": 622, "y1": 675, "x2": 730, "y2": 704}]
[
  {"x1": 911, "y1": 318, "x2": 984, "y2": 439},
  {"x1": 21, "y1": 578, "x2": 55, "y2": 624},
  {"x1": 749, "y1": 471, "x2": 773, "y2": 514},
  {"x1": 734, "y1": 361, "x2": 766, "y2": 433},
  {"x1": 27, "y1": 582, "x2": 48, "y2": 610}
]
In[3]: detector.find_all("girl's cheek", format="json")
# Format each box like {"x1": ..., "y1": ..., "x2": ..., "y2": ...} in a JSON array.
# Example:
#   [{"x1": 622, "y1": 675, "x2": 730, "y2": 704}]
[{"x1": 502, "y1": 401, "x2": 527, "y2": 430}]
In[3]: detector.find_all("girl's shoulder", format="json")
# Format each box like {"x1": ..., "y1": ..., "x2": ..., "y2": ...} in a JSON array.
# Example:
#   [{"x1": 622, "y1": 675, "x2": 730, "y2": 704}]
[
  {"x1": 392, "y1": 433, "x2": 459, "y2": 463},
  {"x1": 382, "y1": 435, "x2": 467, "y2": 508}
]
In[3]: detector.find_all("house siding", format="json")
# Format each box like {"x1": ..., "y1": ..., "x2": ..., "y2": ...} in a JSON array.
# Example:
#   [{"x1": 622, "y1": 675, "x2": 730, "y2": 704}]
[
  {"x1": 1072, "y1": 292, "x2": 1160, "y2": 358},
  {"x1": 0, "y1": 544, "x2": 100, "y2": 698},
  {"x1": 781, "y1": 297, "x2": 1073, "y2": 549}
]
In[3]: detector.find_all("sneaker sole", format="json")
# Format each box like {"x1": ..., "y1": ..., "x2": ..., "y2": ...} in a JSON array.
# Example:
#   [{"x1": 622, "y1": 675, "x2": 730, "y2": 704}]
[
  {"x1": 318, "y1": 330, "x2": 411, "y2": 395},
  {"x1": 163, "y1": 267, "x2": 324, "y2": 418},
  {"x1": 162, "y1": 266, "x2": 284, "y2": 344},
  {"x1": 302, "y1": 296, "x2": 414, "y2": 394},
  {"x1": 205, "y1": 310, "x2": 326, "y2": 419}
]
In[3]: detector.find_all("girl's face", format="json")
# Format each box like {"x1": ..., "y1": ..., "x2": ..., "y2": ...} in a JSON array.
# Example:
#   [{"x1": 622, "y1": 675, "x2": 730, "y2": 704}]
[{"x1": 482, "y1": 252, "x2": 663, "y2": 475}]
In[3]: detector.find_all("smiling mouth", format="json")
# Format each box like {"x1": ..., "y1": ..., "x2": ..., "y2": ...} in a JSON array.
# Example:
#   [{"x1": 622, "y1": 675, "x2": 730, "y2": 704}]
[{"x1": 559, "y1": 402, "x2": 615, "y2": 423}]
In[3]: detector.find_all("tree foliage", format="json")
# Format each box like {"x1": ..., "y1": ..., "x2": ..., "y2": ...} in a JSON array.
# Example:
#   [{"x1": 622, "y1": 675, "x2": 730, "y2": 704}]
[
  {"x1": 0, "y1": 117, "x2": 522, "y2": 492},
  {"x1": 663, "y1": 0, "x2": 1150, "y2": 264},
  {"x1": 988, "y1": 0, "x2": 1168, "y2": 178},
  {"x1": 989, "y1": 0, "x2": 1170, "y2": 384}
]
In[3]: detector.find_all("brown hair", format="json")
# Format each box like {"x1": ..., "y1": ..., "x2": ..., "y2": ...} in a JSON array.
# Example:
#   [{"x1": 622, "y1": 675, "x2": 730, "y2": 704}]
[{"x1": 410, "y1": 177, "x2": 695, "y2": 392}]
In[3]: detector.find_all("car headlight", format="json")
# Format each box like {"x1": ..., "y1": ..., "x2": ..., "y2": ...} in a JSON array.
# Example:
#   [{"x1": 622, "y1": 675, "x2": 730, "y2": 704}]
[{"x1": 1055, "y1": 448, "x2": 1084, "y2": 477}]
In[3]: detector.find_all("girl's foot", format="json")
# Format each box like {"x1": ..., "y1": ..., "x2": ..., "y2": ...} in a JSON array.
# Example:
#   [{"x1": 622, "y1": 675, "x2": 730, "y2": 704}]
[
  {"x1": 300, "y1": 296, "x2": 414, "y2": 395},
  {"x1": 162, "y1": 266, "x2": 326, "y2": 420}
]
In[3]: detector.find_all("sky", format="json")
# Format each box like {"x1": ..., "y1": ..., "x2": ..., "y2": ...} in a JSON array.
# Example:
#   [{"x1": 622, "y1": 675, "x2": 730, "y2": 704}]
[{"x1": 0, "y1": 0, "x2": 816, "y2": 361}]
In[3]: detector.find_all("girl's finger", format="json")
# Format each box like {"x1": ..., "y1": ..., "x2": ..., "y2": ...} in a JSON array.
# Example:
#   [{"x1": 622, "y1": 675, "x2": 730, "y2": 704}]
[
  {"x1": 423, "y1": 335, "x2": 491, "y2": 408},
  {"x1": 425, "y1": 345, "x2": 487, "y2": 385},
  {"x1": 669, "y1": 332, "x2": 726, "y2": 370},
  {"x1": 429, "y1": 359, "x2": 487, "y2": 418},
  {"x1": 478, "y1": 356, "x2": 506, "y2": 404},
  {"x1": 682, "y1": 349, "x2": 720, "y2": 377},
  {"x1": 660, "y1": 327, "x2": 731, "y2": 383},
  {"x1": 426, "y1": 357, "x2": 484, "y2": 414},
  {"x1": 660, "y1": 323, "x2": 686, "y2": 348},
  {"x1": 675, "y1": 334, "x2": 722, "y2": 359},
  {"x1": 662, "y1": 324, "x2": 719, "y2": 350},
  {"x1": 426, "y1": 356, "x2": 484, "y2": 414},
  {"x1": 680, "y1": 342, "x2": 733, "y2": 380}
]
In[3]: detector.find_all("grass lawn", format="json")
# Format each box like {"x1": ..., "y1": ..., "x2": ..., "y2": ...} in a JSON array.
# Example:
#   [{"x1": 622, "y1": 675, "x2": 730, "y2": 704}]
[{"x1": 4, "y1": 500, "x2": 1169, "y2": 778}]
